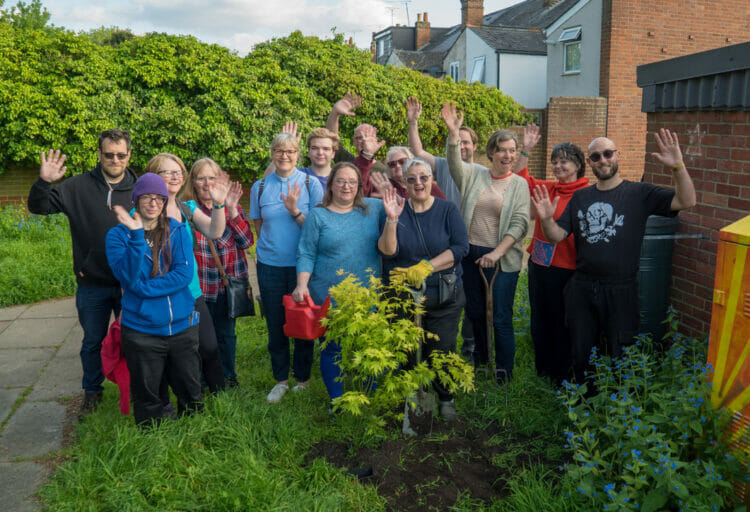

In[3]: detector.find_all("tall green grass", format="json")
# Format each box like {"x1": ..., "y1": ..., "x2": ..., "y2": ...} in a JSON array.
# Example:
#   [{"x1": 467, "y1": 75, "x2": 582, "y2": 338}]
[{"x1": 0, "y1": 203, "x2": 75, "y2": 306}]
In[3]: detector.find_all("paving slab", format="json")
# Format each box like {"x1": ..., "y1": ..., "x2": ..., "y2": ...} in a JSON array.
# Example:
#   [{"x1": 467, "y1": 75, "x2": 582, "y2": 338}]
[
  {"x1": 0, "y1": 461, "x2": 46, "y2": 512},
  {"x1": 0, "y1": 401, "x2": 65, "y2": 461},
  {"x1": 20, "y1": 298, "x2": 76, "y2": 319},
  {"x1": 0, "y1": 317, "x2": 77, "y2": 349},
  {"x1": 0, "y1": 320, "x2": 9, "y2": 336},
  {"x1": 0, "y1": 304, "x2": 27, "y2": 322},
  {"x1": 0, "y1": 348, "x2": 55, "y2": 388},
  {"x1": 0, "y1": 388, "x2": 23, "y2": 424},
  {"x1": 56, "y1": 324, "x2": 82, "y2": 359},
  {"x1": 27, "y1": 354, "x2": 81, "y2": 401}
]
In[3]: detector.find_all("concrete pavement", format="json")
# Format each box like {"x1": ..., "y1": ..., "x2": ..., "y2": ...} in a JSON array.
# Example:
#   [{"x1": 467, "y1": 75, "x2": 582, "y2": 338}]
[{"x1": 0, "y1": 297, "x2": 81, "y2": 512}]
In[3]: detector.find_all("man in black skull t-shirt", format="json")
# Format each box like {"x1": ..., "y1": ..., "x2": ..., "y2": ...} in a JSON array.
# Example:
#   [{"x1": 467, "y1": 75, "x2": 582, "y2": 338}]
[{"x1": 531, "y1": 129, "x2": 696, "y2": 383}]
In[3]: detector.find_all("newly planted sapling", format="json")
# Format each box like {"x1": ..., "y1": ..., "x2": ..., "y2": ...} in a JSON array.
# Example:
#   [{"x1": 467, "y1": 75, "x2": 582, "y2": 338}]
[{"x1": 322, "y1": 272, "x2": 474, "y2": 434}]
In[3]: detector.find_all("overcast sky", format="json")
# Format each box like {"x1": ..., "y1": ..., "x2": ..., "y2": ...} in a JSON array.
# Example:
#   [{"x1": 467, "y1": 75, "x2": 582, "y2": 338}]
[{"x1": 46, "y1": 0, "x2": 519, "y2": 55}]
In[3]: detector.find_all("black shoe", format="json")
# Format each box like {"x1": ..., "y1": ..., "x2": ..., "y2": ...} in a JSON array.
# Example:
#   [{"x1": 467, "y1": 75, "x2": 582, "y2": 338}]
[
  {"x1": 226, "y1": 377, "x2": 240, "y2": 389},
  {"x1": 81, "y1": 392, "x2": 102, "y2": 415},
  {"x1": 162, "y1": 402, "x2": 178, "y2": 420}
]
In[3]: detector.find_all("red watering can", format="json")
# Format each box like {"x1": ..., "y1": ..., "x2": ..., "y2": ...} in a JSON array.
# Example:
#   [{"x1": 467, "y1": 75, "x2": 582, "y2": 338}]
[{"x1": 282, "y1": 294, "x2": 330, "y2": 340}]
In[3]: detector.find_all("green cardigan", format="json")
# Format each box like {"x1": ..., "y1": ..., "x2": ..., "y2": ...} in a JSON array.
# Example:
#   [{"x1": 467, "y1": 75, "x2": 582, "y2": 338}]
[{"x1": 447, "y1": 140, "x2": 530, "y2": 272}]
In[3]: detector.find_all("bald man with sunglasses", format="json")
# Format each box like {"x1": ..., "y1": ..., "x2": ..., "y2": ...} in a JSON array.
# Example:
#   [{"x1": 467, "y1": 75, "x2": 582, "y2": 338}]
[
  {"x1": 531, "y1": 129, "x2": 696, "y2": 384},
  {"x1": 28, "y1": 128, "x2": 138, "y2": 414}
]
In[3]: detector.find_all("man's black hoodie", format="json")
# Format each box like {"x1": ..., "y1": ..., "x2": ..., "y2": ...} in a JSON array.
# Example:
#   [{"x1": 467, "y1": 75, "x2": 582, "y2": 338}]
[{"x1": 28, "y1": 164, "x2": 138, "y2": 287}]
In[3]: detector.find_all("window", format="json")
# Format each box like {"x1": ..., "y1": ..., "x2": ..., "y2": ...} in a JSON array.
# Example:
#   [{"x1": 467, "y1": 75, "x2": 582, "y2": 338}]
[
  {"x1": 470, "y1": 56, "x2": 485, "y2": 83},
  {"x1": 559, "y1": 26, "x2": 582, "y2": 74},
  {"x1": 449, "y1": 61, "x2": 460, "y2": 82},
  {"x1": 377, "y1": 39, "x2": 384, "y2": 57}
]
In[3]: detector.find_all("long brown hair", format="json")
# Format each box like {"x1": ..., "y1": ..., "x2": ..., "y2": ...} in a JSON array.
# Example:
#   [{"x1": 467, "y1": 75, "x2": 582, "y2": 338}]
[
  {"x1": 136, "y1": 199, "x2": 171, "y2": 277},
  {"x1": 321, "y1": 162, "x2": 368, "y2": 213},
  {"x1": 180, "y1": 157, "x2": 221, "y2": 202}
]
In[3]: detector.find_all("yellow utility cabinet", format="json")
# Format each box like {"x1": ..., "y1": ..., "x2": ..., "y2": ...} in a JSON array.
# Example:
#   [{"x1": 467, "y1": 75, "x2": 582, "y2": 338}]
[{"x1": 708, "y1": 214, "x2": 750, "y2": 460}]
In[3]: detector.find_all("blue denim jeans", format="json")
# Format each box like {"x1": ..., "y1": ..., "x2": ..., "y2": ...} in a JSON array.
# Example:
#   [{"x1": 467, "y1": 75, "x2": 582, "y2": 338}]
[
  {"x1": 205, "y1": 290, "x2": 237, "y2": 380},
  {"x1": 257, "y1": 261, "x2": 314, "y2": 383},
  {"x1": 462, "y1": 245, "x2": 520, "y2": 378},
  {"x1": 75, "y1": 284, "x2": 121, "y2": 394}
]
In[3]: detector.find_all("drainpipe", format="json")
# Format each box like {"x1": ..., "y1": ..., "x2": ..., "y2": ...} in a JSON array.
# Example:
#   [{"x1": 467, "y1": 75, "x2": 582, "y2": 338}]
[{"x1": 496, "y1": 50, "x2": 501, "y2": 89}]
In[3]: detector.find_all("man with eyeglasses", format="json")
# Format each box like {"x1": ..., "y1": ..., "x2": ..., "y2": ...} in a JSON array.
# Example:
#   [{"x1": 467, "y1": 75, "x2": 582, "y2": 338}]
[
  {"x1": 532, "y1": 129, "x2": 696, "y2": 384},
  {"x1": 28, "y1": 128, "x2": 137, "y2": 414}
]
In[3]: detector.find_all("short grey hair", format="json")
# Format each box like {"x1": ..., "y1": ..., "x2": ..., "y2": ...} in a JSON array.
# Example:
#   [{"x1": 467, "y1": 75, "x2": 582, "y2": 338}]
[
  {"x1": 271, "y1": 132, "x2": 300, "y2": 152},
  {"x1": 403, "y1": 158, "x2": 432, "y2": 176},
  {"x1": 385, "y1": 146, "x2": 414, "y2": 163}
]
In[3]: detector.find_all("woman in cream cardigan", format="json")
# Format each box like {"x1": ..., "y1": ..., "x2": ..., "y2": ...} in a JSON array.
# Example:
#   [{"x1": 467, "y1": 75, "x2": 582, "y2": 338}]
[{"x1": 442, "y1": 102, "x2": 530, "y2": 380}]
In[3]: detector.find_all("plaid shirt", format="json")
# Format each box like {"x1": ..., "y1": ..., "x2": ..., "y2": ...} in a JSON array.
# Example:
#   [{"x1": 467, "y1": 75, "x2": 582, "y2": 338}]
[{"x1": 193, "y1": 203, "x2": 254, "y2": 301}]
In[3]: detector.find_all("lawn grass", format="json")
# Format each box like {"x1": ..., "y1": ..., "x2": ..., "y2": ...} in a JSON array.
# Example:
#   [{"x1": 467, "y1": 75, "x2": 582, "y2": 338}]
[{"x1": 38, "y1": 271, "x2": 573, "y2": 511}]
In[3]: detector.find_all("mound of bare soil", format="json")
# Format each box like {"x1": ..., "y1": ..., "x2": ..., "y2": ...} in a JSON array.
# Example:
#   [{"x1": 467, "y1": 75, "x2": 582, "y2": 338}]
[{"x1": 308, "y1": 417, "x2": 560, "y2": 511}]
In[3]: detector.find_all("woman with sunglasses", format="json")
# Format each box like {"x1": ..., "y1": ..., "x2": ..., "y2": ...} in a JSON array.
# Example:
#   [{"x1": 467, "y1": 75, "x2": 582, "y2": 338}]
[
  {"x1": 377, "y1": 158, "x2": 469, "y2": 421},
  {"x1": 371, "y1": 146, "x2": 446, "y2": 200},
  {"x1": 250, "y1": 133, "x2": 324, "y2": 403},
  {"x1": 182, "y1": 158, "x2": 252, "y2": 389},
  {"x1": 143, "y1": 153, "x2": 233, "y2": 397},
  {"x1": 442, "y1": 102, "x2": 530, "y2": 382},
  {"x1": 292, "y1": 162, "x2": 385, "y2": 405},
  {"x1": 513, "y1": 130, "x2": 589, "y2": 383},
  {"x1": 106, "y1": 173, "x2": 202, "y2": 426}
]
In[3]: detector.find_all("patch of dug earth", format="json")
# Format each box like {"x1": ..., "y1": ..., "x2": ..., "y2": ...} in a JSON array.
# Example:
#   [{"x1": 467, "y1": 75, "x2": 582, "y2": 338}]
[{"x1": 308, "y1": 417, "x2": 557, "y2": 511}]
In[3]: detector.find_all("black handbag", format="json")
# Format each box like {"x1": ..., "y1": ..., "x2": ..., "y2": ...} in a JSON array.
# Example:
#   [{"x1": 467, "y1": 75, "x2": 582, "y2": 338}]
[
  {"x1": 207, "y1": 238, "x2": 255, "y2": 319},
  {"x1": 411, "y1": 204, "x2": 458, "y2": 304}
]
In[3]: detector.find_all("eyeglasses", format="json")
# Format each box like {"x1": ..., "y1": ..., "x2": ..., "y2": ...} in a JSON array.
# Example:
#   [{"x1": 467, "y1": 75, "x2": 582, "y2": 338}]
[
  {"x1": 195, "y1": 176, "x2": 215, "y2": 184},
  {"x1": 333, "y1": 179, "x2": 358, "y2": 188},
  {"x1": 589, "y1": 149, "x2": 617, "y2": 162},
  {"x1": 273, "y1": 149, "x2": 298, "y2": 157},
  {"x1": 102, "y1": 152, "x2": 129, "y2": 161},
  {"x1": 139, "y1": 194, "x2": 166, "y2": 205},
  {"x1": 158, "y1": 170, "x2": 184, "y2": 178},
  {"x1": 387, "y1": 158, "x2": 408, "y2": 169},
  {"x1": 405, "y1": 174, "x2": 431, "y2": 185}
]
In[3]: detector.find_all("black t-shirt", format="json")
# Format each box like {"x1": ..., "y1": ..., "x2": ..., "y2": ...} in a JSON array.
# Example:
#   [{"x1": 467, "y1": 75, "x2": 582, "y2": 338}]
[{"x1": 556, "y1": 181, "x2": 676, "y2": 278}]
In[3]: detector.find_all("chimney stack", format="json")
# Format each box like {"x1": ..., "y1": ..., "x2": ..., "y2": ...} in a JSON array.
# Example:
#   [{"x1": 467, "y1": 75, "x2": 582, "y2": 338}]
[
  {"x1": 415, "y1": 11, "x2": 431, "y2": 49},
  {"x1": 461, "y1": 0, "x2": 484, "y2": 28}
]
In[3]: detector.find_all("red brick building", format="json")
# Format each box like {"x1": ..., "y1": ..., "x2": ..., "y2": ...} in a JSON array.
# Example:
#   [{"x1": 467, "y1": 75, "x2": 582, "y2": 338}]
[{"x1": 638, "y1": 41, "x2": 750, "y2": 338}]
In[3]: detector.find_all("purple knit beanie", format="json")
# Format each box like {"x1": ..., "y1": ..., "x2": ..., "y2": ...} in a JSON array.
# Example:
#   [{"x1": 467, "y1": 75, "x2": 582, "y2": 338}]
[{"x1": 132, "y1": 172, "x2": 168, "y2": 204}]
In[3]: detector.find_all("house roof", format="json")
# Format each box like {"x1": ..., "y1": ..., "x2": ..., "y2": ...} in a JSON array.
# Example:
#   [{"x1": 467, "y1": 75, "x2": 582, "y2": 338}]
[
  {"x1": 392, "y1": 50, "x2": 447, "y2": 72},
  {"x1": 483, "y1": 0, "x2": 581, "y2": 29},
  {"x1": 470, "y1": 26, "x2": 546, "y2": 55}
]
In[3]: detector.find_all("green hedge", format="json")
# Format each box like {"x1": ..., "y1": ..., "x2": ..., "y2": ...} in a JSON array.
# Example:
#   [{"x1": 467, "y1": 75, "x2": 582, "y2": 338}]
[{"x1": 0, "y1": 25, "x2": 530, "y2": 181}]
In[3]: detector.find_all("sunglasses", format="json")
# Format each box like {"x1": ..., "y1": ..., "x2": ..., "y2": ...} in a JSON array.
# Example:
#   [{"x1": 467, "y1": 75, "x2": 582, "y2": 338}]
[
  {"x1": 588, "y1": 149, "x2": 617, "y2": 162},
  {"x1": 102, "y1": 152, "x2": 129, "y2": 161},
  {"x1": 387, "y1": 158, "x2": 408, "y2": 169},
  {"x1": 405, "y1": 174, "x2": 431, "y2": 185}
]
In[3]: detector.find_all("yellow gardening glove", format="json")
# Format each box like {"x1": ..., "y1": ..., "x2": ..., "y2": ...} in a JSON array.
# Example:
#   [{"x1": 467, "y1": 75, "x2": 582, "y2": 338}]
[{"x1": 390, "y1": 259, "x2": 434, "y2": 288}]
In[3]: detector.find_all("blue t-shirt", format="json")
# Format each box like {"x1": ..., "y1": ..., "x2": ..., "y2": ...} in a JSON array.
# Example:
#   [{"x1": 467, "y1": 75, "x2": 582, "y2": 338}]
[
  {"x1": 250, "y1": 169, "x2": 324, "y2": 267},
  {"x1": 299, "y1": 167, "x2": 329, "y2": 190},
  {"x1": 297, "y1": 198, "x2": 384, "y2": 304},
  {"x1": 381, "y1": 198, "x2": 469, "y2": 292}
]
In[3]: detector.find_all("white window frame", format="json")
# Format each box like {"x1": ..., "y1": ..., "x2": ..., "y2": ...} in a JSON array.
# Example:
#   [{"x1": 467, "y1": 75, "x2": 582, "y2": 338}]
[
  {"x1": 470, "y1": 56, "x2": 486, "y2": 83},
  {"x1": 449, "y1": 61, "x2": 460, "y2": 82},
  {"x1": 559, "y1": 26, "x2": 582, "y2": 74}
]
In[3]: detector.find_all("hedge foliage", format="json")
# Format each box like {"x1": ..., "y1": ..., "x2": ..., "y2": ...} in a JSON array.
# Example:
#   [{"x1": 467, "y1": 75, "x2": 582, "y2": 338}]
[{"x1": 0, "y1": 24, "x2": 530, "y2": 181}]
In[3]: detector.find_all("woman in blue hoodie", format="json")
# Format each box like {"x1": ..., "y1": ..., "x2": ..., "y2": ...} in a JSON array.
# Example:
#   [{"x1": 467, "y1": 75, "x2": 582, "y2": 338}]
[{"x1": 106, "y1": 173, "x2": 202, "y2": 426}]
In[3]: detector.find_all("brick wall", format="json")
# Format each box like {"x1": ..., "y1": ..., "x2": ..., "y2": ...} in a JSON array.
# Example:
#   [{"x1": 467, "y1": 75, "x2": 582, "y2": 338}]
[
  {"x1": 601, "y1": 0, "x2": 750, "y2": 180},
  {"x1": 545, "y1": 96, "x2": 608, "y2": 180},
  {"x1": 643, "y1": 111, "x2": 750, "y2": 338},
  {"x1": 0, "y1": 166, "x2": 38, "y2": 206}
]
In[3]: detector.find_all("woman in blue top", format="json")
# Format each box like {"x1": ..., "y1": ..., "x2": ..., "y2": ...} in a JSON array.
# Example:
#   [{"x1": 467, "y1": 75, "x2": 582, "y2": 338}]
[
  {"x1": 377, "y1": 158, "x2": 469, "y2": 421},
  {"x1": 250, "y1": 133, "x2": 325, "y2": 403},
  {"x1": 293, "y1": 162, "x2": 385, "y2": 403},
  {"x1": 106, "y1": 173, "x2": 202, "y2": 426}
]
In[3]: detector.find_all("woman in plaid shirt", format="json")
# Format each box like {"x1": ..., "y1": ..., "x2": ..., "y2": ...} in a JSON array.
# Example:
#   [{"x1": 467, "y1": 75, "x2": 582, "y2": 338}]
[{"x1": 181, "y1": 158, "x2": 253, "y2": 388}]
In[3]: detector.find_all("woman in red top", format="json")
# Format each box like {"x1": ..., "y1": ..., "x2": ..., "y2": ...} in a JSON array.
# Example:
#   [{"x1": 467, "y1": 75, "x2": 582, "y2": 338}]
[{"x1": 516, "y1": 141, "x2": 588, "y2": 383}]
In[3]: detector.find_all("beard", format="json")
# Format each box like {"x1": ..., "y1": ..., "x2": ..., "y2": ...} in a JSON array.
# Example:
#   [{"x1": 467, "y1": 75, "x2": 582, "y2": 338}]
[{"x1": 592, "y1": 160, "x2": 618, "y2": 181}]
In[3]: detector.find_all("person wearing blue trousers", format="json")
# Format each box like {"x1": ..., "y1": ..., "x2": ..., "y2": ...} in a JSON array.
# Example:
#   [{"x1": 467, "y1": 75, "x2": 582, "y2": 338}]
[{"x1": 293, "y1": 162, "x2": 385, "y2": 404}]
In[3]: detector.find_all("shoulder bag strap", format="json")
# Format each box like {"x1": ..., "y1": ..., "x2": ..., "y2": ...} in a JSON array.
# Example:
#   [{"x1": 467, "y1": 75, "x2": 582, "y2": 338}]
[{"x1": 207, "y1": 239, "x2": 229, "y2": 288}]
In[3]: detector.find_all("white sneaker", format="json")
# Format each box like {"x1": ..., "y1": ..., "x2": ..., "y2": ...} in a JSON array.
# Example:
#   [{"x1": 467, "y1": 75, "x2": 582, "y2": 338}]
[
  {"x1": 292, "y1": 384, "x2": 307, "y2": 393},
  {"x1": 266, "y1": 383, "x2": 289, "y2": 403}
]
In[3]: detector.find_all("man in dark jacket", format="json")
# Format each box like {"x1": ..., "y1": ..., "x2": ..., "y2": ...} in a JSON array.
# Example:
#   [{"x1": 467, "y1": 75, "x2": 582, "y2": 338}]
[{"x1": 28, "y1": 129, "x2": 138, "y2": 414}]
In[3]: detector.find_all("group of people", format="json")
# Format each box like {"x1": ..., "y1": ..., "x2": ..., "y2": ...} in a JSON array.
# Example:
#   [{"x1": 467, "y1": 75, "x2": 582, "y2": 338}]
[{"x1": 28, "y1": 92, "x2": 695, "y2": 426}]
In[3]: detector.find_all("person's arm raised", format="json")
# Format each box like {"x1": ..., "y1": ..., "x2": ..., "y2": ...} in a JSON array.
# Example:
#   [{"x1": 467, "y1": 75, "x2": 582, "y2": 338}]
[
  {"x1": 326, "y1": 92, "x2": 361, "y2": 135},
  {"x1": 530, "y1": 185, "x2": 568, "y2": 244},
  {"x1": 513, "y1": 123, "x2": 540, "y2": 174},
  {"x1": 651, "y1": 128, "x2": 696, "y2": 211},
  {"x1": 406, "y1": 96, "x2": 436, "y2": 168}
]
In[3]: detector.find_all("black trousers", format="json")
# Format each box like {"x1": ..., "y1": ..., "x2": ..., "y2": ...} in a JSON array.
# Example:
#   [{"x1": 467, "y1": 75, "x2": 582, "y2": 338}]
[
  {"x1": 122, "y1": 324, "x2": 203, "y2": 426},
  {"x1": 528, "y1": 261, "x2": 574, "y2": 383},
  {"x1": 563, "y1": 274, "x2": 640, "y2": 383},
  {"x1": 195, "y1": 296, "x2": 225, "y2": 392}
]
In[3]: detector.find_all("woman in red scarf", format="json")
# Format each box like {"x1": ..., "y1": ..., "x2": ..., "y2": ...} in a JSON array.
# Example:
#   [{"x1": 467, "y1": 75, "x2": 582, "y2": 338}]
[{"x1": 516, "y1": 139, "x2": 589, "y2": 384}]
